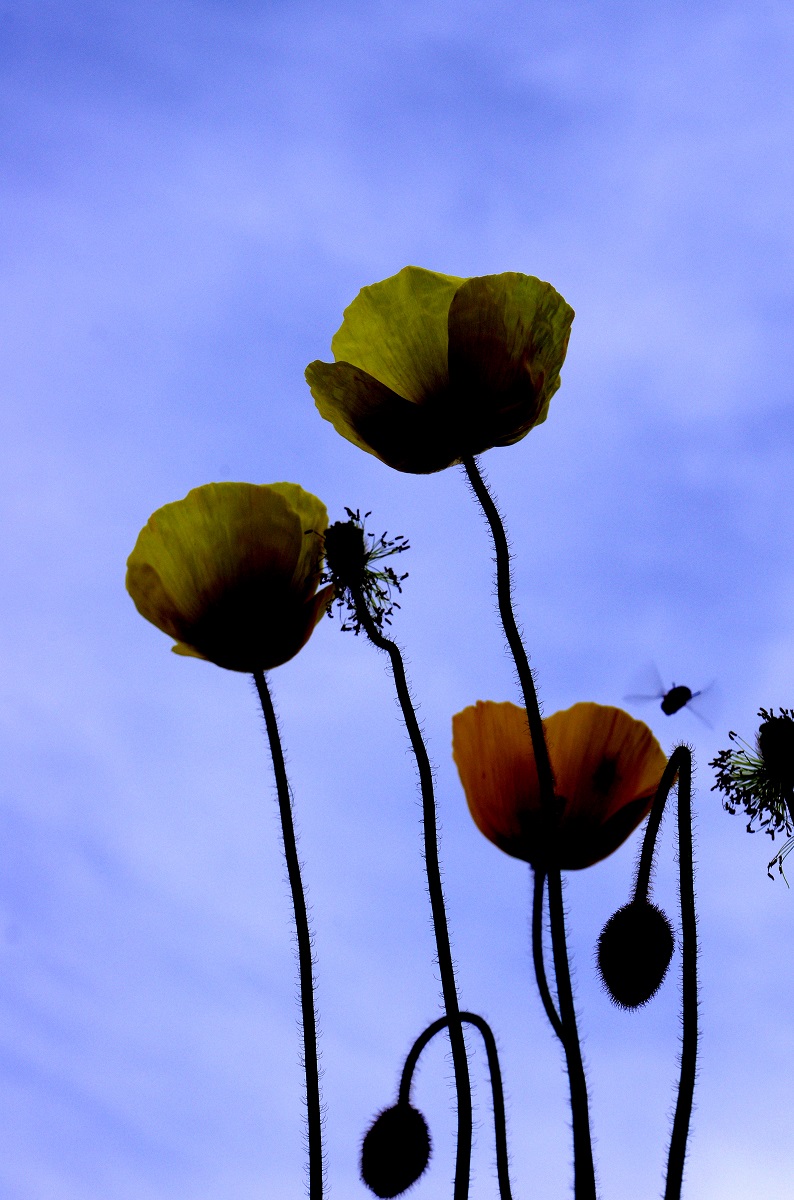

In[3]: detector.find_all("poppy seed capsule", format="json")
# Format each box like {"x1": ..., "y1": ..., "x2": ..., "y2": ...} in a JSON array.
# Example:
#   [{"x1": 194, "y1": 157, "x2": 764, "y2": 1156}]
[
  {"x1": 597, "y1": 900, "x2": 674, "y2": 1009},
  {"x1": 324, "y1": 518, "x2": 369, "y2": 589},
  {"x1": 758, "y1": 715, "x2": 794, "y2": 792},
  {"x1": 360, "y1": 1102, "x2": 431, "y2": 1198}
]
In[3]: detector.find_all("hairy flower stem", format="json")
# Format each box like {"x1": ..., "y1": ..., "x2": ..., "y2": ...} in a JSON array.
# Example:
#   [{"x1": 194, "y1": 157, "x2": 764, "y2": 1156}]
[
  {"x1": 254, "y1": 670, "x2": 323, "y2": 1200},
  {"x1": 629, "y1": 745, "x2": 698, "y2": 1199},
  {"x1": 531, "y1": 869, "x2": 564, "y2": 1040},
  {"x1": 463, "y1": 454, "x2": 596, "y2": 1200},
  {"x1": 399, "y1": 1013, "x2": 513, "y2": 1200},
  {"x1": 351, "y1": 592, "x2": 473, "y2": 1200},
  {"x1": 632, "y1": 751, "x2": 682, "y2": 904},
  {"x1": 664, "y1": 747, "x2": 698, "y2": 1200},
  {"x1": 462, "y1": 455, "x2": 556, "y2": 810},
  {"x1": 547, "y1": 868, "x2": 597, "y2": 1200}
]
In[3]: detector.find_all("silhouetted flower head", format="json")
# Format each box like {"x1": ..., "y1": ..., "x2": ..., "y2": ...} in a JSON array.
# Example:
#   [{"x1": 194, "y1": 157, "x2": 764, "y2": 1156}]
[
  {"x1": 322, "y1": 508, "x2": 409, "y2": 634},
  {"x1": 360, "y1": 1103, "x2": 431, "y2": 1198},
  {"x1": 306, "y1": 266, "x2": 574, "y2": 473},
  {"x1": 711, "y1": 707, "x2": 794, "y2": 878},
  {"x1": 597, "y1": 900, "x2": 675, "y2": 1009},
  {"x1": 452, "y1": 701, "x2": 667, "y2": 870},
  {"x1": 126, "y1": 482, "x2": 333, "y2": 672}
]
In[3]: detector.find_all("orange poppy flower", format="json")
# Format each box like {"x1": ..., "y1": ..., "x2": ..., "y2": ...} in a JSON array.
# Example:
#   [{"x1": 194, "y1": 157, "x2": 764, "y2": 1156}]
[{"x1": 452, "y1": 701, "x2": 667, "y2": 870}]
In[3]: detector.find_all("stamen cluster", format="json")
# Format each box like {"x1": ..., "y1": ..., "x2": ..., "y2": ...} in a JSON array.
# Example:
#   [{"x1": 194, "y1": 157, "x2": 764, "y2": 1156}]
[
  {"x1": 322, "y1": 508, "x2": 409, "y2": 634},
  {"x1": 711, "y1": 707, "x2": 794, "y2": 879}
]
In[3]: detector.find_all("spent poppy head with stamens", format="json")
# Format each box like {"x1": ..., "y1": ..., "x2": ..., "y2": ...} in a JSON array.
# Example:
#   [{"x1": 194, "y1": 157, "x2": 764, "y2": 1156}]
[
  {"x1": 306, "y1": 266, "x2": 574, "y2": 474},
  {"x1": 322, "y1": 508, "x2": 409, "y2": 635},
  {"x1": 711, "y1": 707, "x2": 794, "y2": 877},
  {"x1": 126, "y1": 482, "x2": 333, "y2": 673},
  {"x1": 452, "y1": 701, "x2": 667, "y2": 870}
]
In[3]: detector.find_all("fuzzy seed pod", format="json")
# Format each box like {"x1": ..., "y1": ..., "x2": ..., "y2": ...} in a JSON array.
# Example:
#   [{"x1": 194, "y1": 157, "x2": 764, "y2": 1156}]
[
  {"x1": 597, "y1": 900, "x2": 674, "y2": 1009},
  {"x1": 360, "y1": 1102, "x2": 431, "y2": 1198}
]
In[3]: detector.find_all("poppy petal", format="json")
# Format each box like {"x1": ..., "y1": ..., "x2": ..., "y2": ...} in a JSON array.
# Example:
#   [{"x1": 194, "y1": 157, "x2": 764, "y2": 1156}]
[
  {"x1": 171, "y1": 641, "x2": 208, "y2": 661},
  {"x1": 125, "y1": 559, "x2": 188, "y2": 642},
  {"x1": 454, "y1": 699, "x2": 666, "y2": 870},
  {"x1": 127, "y1": 484, "x2": 304, "y2": 632},
  {"x1": 267, "y1": 482, "x2": 328, "y2": 597},
  {"x1": 307, "y1": 360, "x2": 461, "y2": 474},
  {"x1": 447, "y1": 273, "x2": 574, "y2": 448},
  {"x1": 330, "y1": 266, "x2": 463, "y2": 405},
  {"x1": 452, "y1": 701, "x2": 542, "y2": 856},
  {"x1": 547, "y1": 703, "x2": 665, "y2": 824}
]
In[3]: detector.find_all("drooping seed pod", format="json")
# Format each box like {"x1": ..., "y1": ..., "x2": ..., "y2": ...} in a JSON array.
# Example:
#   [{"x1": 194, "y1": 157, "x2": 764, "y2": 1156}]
[
  {"x1": 597, "y1": 899, "x2": 675, "y2": 1009},
  {"x1": 360, "y1": 1102, "x2": 431, "y2": 1198}
]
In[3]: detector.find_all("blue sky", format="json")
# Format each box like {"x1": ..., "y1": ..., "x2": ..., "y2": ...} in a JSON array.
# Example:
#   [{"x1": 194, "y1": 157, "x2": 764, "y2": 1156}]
[{"x1": 2, "y1": 1, "x2": 794, "y2": 1196}]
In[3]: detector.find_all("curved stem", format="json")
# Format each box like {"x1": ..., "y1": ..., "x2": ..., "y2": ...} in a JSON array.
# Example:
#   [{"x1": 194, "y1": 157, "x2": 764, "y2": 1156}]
[
  {"x1": 462, "y1": 455, "x2": 555, "y2": 811},
  {"x1": 352, "y1": 594, "x2": 472, "y2": 1200},
  {"x1": 665, "y1": 747, "x2": 698, "y2": 1200},
  {"x1": 622, "y1": 743, "x2": 699, "y2": 1198},
  {"x1": 463, "y1": 453, "x2": 595, "y2": 1196},
  {"x1": 399, "y1": 1012, "x2": 513, "y2": 1200},
  {"x1": 547, "y1": 867, "x2": 597, "y2": 1200},
  {"x1": 531, "y1": 868, "x2": 564, "y2": 1041},
  {"x1": 633, "y1": 751, "x2": 684, "y2": 904},
  {"x1": 254, "y1": 670, "x2": 323, "y2": 1200}
]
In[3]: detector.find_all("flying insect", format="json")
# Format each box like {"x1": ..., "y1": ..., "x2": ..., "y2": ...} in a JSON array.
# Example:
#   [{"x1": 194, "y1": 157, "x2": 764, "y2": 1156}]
[
  {"x1": 659, "y1": 684, "x2": 700, "y2": 715},
  {"x1": 624, "y1": 665, "x2": 714, "y2": 727}
]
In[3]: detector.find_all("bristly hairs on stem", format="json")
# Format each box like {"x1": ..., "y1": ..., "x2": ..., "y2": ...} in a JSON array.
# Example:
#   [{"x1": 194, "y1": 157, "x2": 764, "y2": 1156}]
[
  {"x1": 321, "y1": 508, "x2": 409, "y2": 634},
  {"x1": 385, "y1": 1011, "x2": 515, "y2": 1200},
  {"x1": 665, "y1": 743, "x2": 699, "y2": 1200},
  {"x1": 253, "y1": 669, "x2": 325, "y2": 1199},
  {"x1": 461, "y1": 453, "x2": 594, "y2": 1200},
  {"x1": 323, "y1": 505, "x2": 473, "y2": 1198}
]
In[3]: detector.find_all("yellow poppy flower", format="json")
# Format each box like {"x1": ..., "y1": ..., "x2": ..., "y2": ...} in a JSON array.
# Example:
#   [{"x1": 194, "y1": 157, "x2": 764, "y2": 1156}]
[
  {"x1": 126, "y1": 482, "x2": 333, "y2": 672},
  {"x1": 452, "y1": 701, "x2": 667, "y2": 870},
  {"x1": 306, "y1": 266, "x2": 574, "y2": 474}
]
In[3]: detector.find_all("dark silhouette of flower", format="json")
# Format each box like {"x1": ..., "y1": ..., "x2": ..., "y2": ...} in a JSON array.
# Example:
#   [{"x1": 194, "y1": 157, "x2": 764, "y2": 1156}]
[
  {"x1": 711, "y1": 707, "x2": 794, "y2": 878},
  {"x1": 306, "y1": 266, "x2": 573, "y2": 473},
  {"x1": 452, "y1": 701, "x2": 666, "y2": 870},
  {"x1": 126, "y1": 482, "x2": 332, "y2": 672},
  {"x1": 322, "y1": 508, "x2": 409, "y2": 633}
]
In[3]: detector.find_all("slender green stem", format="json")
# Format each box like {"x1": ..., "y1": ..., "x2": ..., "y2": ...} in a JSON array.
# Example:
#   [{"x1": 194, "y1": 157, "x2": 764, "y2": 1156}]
[
  {"x1": 665, "y1": 746, "x2": 698, "y2": 1200},
  {"x1": 398, "y1": 1012, "x2": 514, "y2": 1200},
  {"x1": 351, "y1": 593, "x2": 472, "y2": 1200},
  {"x1": 531, "y1": 868, "x2": 564, "y2": 1041},
  {"x1": 464, "y1": 453, "x2": 595, "y2": 1196},
  {"x1": 547, "y1": 867, "x2": 598, "y2": 1200},
  {"x1": 253, "y1": 669, "x2": 323, "y2": 1200},
  {"x1": 462, "y1": 455, "x2": 556, "y2": 811}
]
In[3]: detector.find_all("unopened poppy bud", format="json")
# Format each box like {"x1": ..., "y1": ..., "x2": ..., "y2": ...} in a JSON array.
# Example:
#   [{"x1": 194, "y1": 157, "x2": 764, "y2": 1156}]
[
  {"x1": 360, "y1": 1102, "x2": 431, "y2": 1198},
  {"x1": 597, "y1": 900, "x2": 674, "y2": 1009}
]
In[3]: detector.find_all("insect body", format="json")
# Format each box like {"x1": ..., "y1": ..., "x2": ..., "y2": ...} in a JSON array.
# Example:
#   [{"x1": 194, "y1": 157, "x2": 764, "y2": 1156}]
[
  {"x1": 624, "y1": 666, "x2": 713, "y2": 727},
  {"x1": 660, "y1": 684, "x2": 699, "y2": 716}
]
